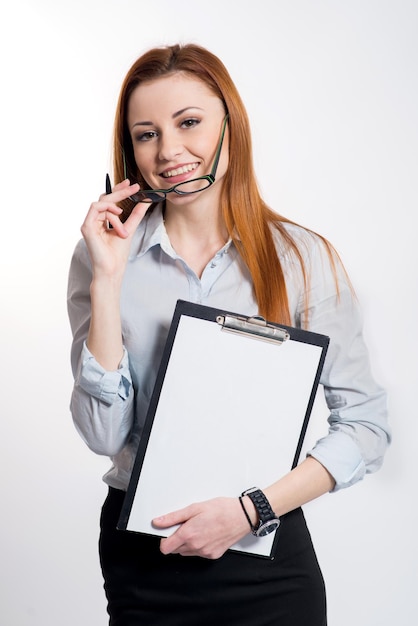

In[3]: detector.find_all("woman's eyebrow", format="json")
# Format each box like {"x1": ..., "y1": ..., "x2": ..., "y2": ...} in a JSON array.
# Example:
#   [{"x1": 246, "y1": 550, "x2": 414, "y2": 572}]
[
  {"x1": 131, "y1": 120, "x2": 153, "y2": 129},
  {"x1": 172, "y1": 106, "x2": 204, "y2": 119}
]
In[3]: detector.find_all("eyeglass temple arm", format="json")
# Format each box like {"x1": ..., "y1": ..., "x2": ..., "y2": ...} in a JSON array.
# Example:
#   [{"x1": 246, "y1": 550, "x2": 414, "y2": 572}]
[{"x1": 209, "y1": 114, "x2": 229, "y2": 180}]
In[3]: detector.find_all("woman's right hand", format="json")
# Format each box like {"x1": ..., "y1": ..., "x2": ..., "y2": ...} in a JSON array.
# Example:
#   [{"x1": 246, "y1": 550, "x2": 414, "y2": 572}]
[{"x1": 81, "y1": 179, "x2": 149, "y2": 281}]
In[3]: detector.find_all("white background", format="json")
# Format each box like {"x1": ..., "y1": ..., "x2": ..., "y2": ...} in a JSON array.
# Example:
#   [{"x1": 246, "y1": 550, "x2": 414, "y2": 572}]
[{"x1": 0, "y1": 1, "x2": 416, "y2": 624}]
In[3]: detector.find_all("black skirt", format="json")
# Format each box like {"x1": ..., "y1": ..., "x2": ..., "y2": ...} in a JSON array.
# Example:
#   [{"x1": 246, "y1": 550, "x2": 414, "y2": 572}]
[{"x1": 99, "y1": 487, "x2": 327, "y2": 626}]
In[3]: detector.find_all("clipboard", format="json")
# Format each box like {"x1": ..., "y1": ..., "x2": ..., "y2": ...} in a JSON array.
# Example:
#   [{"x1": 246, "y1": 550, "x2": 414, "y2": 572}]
[{"x1": 118, "y1": 300, "x2": 329, "y2": 559}]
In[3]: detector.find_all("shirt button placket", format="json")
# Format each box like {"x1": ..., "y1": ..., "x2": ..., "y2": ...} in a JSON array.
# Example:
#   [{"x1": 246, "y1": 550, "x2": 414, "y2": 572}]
[{"x1": 187, "y1": 269, "x2": 203, "y2": 304}]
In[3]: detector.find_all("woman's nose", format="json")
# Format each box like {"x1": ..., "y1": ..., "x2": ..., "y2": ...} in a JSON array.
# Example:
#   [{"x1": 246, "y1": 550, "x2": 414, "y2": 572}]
[{"x1": 157, "y1": 132, "x2": 183, "y2": 162}]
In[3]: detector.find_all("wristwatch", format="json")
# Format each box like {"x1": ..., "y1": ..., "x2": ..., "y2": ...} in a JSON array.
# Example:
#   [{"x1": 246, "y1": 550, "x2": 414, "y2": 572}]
[{"x1": 241, "y1": 487, "x2": 281, "y2": 537}]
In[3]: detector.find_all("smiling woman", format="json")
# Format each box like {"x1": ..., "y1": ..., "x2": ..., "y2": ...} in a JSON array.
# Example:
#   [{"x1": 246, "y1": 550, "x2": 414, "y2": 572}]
[
  {"x1": 67, "y1": 42, "x2": 389, "y2": 626},
  {"x1": 122, "y1": 107, "x2": 229, "y2": 204},
  {"x1": 126, "y1": 73, "x2": 228, "y2": 195}
]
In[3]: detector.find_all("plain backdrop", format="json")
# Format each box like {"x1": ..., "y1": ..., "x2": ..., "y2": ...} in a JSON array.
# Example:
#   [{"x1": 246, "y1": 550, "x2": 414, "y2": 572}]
[{"x1": 1, "y1": 1, "x2": 417, "y2": 624}]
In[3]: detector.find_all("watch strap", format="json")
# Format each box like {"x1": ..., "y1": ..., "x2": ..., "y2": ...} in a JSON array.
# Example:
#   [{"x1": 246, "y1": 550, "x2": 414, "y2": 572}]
[{"x1": 242, "y1": 487, "x2": 277, "y2": 532}]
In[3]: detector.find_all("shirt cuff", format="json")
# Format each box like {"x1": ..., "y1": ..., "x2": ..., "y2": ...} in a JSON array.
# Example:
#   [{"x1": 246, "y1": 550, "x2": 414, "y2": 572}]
[
  {"x1": 307, "y1": 430, "x2": 366, "y2": 491},
  {"x1": 76, "y1": 342, "x2": 132, "y2": 405}
]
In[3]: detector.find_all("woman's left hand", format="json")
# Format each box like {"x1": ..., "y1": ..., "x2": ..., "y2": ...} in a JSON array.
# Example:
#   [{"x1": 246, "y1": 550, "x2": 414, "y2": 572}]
[{"x1": 152, "y1": 497, "x2": 251, "y2": 560}]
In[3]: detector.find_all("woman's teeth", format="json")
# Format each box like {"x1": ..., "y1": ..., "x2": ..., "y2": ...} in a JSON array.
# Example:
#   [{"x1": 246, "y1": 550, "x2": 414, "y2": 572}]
[{"x1": 162, "y1": 163, "x2": 198, "y2": 178}]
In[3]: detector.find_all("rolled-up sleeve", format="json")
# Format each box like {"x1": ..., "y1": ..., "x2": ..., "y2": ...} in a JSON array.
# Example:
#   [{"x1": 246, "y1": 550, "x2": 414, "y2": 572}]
[
  {"x1": 77, "y1": 343, "x2": 131, "y2": 404},
  {"x1": 297, "y1": 237, "x2": 390, "y2": 490},
  {"x1": 67, "y1": 240, "x2": 135, "y2": 456}
]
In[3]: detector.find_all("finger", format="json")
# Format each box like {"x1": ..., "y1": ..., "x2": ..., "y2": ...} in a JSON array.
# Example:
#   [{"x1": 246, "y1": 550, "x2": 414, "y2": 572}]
[
  {"x1": 104, "y1": 212, "x2": 129, "y2": 238},
  {"x1": 99, "y1": 179, "x2": 140, "y2": 203},
  {"x1": 152, "y1": 504, "x2": 196, "y2": 529},
  {"x1": 82, "y1": 202, "x2": 122, "y2": 228},
  {"x1": 159, "y1": 526, "x2": 211, "y2": 558},
  {"x1": 122, "y1": 200, "x2": 150, "y2": 236},
  {"x1": 159, "y1": 530, "x2": 187, "y2": 556},
  {"x1": 81, "y1": 203, "x2": 127, "y2": 240},
  {"x1": 153, "y1": 506, "x2": 200, "y2": 556}
]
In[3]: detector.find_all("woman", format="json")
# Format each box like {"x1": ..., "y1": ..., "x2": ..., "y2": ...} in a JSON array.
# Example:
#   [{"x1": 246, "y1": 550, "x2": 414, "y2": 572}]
[{"x1": 67, "y1": 43, "x2": 390, "y2": 625}]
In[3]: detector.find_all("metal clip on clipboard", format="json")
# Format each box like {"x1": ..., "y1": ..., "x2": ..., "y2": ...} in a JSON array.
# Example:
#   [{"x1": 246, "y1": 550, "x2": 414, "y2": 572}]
[{"x1": 216, "y1": 314, "x2": 290, "y2": 345}]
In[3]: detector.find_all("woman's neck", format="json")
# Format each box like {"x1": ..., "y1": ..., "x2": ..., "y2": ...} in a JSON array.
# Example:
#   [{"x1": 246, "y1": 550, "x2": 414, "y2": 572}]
[{"x1": 163, "y1": 197, "x2": 228, "y2": 278}]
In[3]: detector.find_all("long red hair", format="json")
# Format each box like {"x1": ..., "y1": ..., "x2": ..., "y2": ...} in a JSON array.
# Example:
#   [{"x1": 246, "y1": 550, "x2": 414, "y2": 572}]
[{"x1": 113, "y1": 43, "x2": 341, "y2": 325}]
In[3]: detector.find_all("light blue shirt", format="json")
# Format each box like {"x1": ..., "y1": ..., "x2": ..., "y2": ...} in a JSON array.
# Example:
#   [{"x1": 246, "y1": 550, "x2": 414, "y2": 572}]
[{"x1": 67, "y1": 204, "x2": 390, "y2": 492}]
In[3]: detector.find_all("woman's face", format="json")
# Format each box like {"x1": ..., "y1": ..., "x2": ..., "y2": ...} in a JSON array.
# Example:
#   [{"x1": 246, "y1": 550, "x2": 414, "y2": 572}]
[{"x1": 126, "y1": 73, "x2": 228, "y2": 205}]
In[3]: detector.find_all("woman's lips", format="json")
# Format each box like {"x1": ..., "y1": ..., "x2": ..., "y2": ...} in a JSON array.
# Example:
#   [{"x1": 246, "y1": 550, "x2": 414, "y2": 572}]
[{"x1": 161, "y1": 162, "x2": 199, "y2": 180}]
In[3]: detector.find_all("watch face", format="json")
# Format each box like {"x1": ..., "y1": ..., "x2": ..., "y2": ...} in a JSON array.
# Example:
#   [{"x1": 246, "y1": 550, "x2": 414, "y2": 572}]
[{"x1": 256, "y1": 519, "x2": 280, "y2": 537}]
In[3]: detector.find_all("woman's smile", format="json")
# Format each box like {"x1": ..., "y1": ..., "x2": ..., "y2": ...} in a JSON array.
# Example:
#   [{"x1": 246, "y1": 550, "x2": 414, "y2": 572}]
[{"x1": 160, "y1": 162, "x2": 200, "y2": 181}]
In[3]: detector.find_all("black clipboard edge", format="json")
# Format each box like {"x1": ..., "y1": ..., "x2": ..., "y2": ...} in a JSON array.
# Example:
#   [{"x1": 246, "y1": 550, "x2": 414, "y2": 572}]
[
  {"x1": 117, "y1": 299, "x2": 329, "y2": 545},
  {"x1": 116, "y1": 303, "x2": 182, "y2": 532}
]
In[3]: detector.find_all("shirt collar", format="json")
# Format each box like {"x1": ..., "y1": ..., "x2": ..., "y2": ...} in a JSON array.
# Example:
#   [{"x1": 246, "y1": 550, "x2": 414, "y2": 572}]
[
  {"x1": 129, "y1": 203, "x2": 166, "y2": 259},
  {"x1": 129, "y1": 202, "x2": 234, "y2": 260}
]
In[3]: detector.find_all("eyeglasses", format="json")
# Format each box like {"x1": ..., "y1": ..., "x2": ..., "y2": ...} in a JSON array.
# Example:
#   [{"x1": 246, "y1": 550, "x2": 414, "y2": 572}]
[{"x1": 124, "y1": 114, "x2": 229, "y2": 204}]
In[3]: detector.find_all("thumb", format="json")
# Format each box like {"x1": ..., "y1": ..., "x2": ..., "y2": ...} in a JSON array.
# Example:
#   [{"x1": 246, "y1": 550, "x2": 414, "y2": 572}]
[{"x1": 123, "y1": 201, "x2": 150, "y2": 236}]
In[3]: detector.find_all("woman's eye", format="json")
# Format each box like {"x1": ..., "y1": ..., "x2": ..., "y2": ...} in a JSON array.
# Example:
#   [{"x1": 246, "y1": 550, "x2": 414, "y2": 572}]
[
  {"x1": 181, "y1": 118, "x2": 200, "y2": 129},
  {"x1": 135, "y1": 131, "x2": 158, "y2": 142}
]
